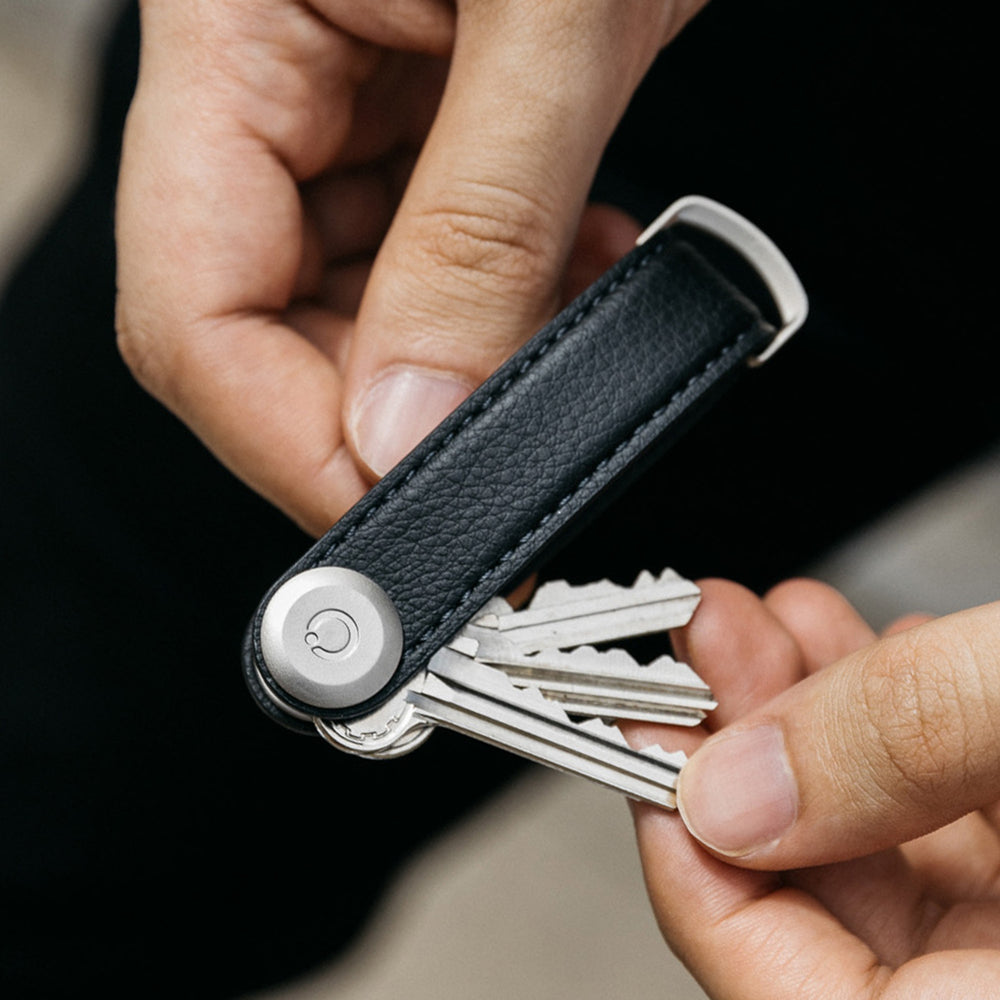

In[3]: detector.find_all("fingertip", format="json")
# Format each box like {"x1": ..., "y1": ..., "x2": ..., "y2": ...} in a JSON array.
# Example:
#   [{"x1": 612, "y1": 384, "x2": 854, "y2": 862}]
[
  {"x1": 294, "y1": 442, "x2": 370, "y2": 537},
  {"x1": 763, "y1": 578, "x2": 876, "y2": 674},
  {"x1": 668, "y1": 577, "x2": 755, "y2": 665},
  {"x1": 678, "y1": 578, "x2": 803, "y2": 726},
  {"x1": 664, "y1": 577, "x2": 740, "y2": 666},
  {"x1": 763, "y1": 576, "x2": 839, "y2": 607}
]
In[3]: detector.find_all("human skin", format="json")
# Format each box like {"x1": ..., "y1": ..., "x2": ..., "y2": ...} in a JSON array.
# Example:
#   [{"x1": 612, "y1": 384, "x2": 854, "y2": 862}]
[
  {"x1": 115, "y1": 0, "x2": 705, "y2": 537},
  {"x1": 630, "y1": 578, "x2": 1000, "y2": 999}
]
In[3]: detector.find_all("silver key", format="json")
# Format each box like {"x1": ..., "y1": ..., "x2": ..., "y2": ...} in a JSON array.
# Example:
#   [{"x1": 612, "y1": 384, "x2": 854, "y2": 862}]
[
  {"x1": 317, "y1": 649, "x2": 688, "y2": 809},
  {"x1": 463, "y1": 642, "x2": 715, "y2": 725},
  {"x1": 453, "y1": 570, "x2": 712, "y2": 724},
  {"x1": 470, "y1": 569, "x2": 701, "y2": 655}
]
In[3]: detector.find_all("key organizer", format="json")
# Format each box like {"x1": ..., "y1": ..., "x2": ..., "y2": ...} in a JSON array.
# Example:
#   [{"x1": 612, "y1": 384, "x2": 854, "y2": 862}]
[{"x1": 244, "y1": 196, "x2": 808, "y2": 743}]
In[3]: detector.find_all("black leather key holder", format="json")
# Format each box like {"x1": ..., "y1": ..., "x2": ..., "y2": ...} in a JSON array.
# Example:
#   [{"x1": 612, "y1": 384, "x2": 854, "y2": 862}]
[{"x1": 244, "y1": 196, "x2": 808, "y2": 733}]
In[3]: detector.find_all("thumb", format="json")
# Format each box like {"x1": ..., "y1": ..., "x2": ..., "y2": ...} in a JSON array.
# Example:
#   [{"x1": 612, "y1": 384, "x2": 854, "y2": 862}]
[
  {"x1": 343, "y1": 1, "x2": 681, "y2": 477},
  {"x1": 676, "y1": 602, "x2": 1000, "y2": 867}
]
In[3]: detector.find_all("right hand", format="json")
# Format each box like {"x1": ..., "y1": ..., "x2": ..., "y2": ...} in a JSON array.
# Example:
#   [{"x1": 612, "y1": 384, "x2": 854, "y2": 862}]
[
  {"x1": 116, "y1": 0, "x2": 707, "y2": 536},
  {"x1": 631, "y1": 579, "x2": 1000, "y2": 999}
]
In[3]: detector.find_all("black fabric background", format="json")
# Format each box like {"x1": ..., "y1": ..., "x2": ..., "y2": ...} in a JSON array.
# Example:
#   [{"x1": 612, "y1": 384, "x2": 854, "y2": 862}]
[{"x1": 1, "y1": 3, "x2": 995, "y2": 996}]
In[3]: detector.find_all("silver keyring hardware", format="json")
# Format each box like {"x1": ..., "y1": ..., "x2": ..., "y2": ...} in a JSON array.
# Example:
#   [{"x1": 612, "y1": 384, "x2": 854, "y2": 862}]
[{"x1": 637, "y1": 195, "x2": 808, "y2": 365}]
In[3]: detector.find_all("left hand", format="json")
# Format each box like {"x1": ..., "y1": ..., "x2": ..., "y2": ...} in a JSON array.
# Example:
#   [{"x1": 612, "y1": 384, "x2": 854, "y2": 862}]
[
  {"x1": 115, "y1": 0, "x2": 703, "y2": 537},
  {"x1": 629, "y1": 578, "x2": 1000, "y2": 1000}
]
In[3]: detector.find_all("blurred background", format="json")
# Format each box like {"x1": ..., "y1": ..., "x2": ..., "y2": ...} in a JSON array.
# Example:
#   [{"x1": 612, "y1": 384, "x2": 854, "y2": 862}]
[
  {"x1": 0, "y1": 0, "x2": 115, "y2": 280},
  {"x1": 1, "y1": 3, "x2": 997, "y2": 998}
]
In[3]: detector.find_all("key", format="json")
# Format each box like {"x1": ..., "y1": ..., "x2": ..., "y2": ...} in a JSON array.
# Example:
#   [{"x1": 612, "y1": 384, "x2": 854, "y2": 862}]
[
  {"x1": 468, "y1": 569, "x2": 701, "y2": 657},
  {"x1": 317, "y1": 649, "x2": 689, "y2": 809},
  {"x1": 462, "y1": 642, "x2": 716, "y2": 725},
  {"x1": 452, "y1": 570, "x2": 714, "y2": 724},
  {"x1": 450, "y1": 569, "x2": 716, "y2": 726}
]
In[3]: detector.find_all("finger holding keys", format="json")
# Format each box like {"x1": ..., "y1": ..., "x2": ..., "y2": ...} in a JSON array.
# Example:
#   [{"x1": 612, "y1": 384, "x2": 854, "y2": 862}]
[{"x1": 677, "y1": 599, "x2": 1000, "y2": 865}]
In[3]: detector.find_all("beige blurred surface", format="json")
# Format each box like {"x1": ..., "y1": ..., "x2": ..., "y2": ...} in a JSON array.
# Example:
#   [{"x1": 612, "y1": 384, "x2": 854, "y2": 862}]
[
  {"x1": 246, "y1": 773, "x2": 707, "y2": 1000},
  {"x1": 0, "y1": 1, "x2": 115, "y2": 280},
  {"x1": 3, "y1": 8, "x2": 998, "y2": 999}
]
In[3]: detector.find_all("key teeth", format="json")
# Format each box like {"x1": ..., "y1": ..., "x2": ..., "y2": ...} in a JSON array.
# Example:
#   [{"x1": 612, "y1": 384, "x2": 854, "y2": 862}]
[
  {"x1": 433, "y1": 654, "x2": 655, "y2": 749},
  {"x1": 527, "y1": 644, "x2": 713, "y2": 694},
  {"x1": 647, "y1": 653, "x2": 713, "y2": 690},
  {"x1": 577, "y1": 715, "x2": 631, "y2": 748},
  {"x1": 578, "y1": 715, "x2": 615, "y2": 734},
  {"x1": 520, "y1": 682, "x2": 556, "y2": 713},
  {"x1": 419, "y1": 649, "x2": 692, "y2": 805},
  {"x1": 641, "y1": 744, "x2": 688, "y2": 769},
  {"x1": 528, "y1": 566, "x2": 698, "y2": 610},
  {"x1": 528, "y1": 577, "x2": 609, "y2": 609},
  {"x1": 634, "y1": 567, "x2": 684, "y2": 588},
  {"x1": 548, "y1": 645, "x2": 637, "y2": 671},
  {"x1": 577, "y1": 645, "x2": 631, "y2": 666}
]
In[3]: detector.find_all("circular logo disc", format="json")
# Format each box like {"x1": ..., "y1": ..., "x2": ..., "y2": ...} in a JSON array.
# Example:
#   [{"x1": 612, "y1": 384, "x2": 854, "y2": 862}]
[{"x1": 259, "y1": 567, "x2": 403, "y2": 710}]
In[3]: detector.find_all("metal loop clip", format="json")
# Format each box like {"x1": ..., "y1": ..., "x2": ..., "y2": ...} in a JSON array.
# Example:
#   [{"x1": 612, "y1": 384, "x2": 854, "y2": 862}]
[{"x1": 637, "y1": 195, "x2": 808, "y2": 365}]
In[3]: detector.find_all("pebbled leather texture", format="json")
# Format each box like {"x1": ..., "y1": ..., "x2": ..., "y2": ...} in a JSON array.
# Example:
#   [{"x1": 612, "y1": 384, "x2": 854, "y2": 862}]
[{"x1": 246, "y1": 228, "x2": 775, "y2": 727}]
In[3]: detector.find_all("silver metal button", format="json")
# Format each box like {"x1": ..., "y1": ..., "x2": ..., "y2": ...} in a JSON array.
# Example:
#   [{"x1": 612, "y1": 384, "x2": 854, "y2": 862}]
[{"x1": 259, "y1": 567, "x2": 403, "y2": 710}]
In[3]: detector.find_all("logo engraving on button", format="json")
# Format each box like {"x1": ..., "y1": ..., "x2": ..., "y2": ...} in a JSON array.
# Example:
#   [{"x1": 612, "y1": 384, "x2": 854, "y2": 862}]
[{"x1": 304, "y1": 609, "x2": 359, "y2": 661}]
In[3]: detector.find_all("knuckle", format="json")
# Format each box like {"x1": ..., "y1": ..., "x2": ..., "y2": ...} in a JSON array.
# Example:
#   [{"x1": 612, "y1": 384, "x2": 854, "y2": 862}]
[
  {"x1": 114, "y1": 294, "x2": 187, "y2": 407},
  {"x1": 115, "y1": 298, "x2": 159, "y2": 388},
  {"x1": 409, "y1": 184, "x2": 560, "y2": 301}
]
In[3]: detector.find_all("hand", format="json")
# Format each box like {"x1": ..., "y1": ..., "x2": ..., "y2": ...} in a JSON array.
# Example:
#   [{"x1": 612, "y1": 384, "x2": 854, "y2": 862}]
[
  {"x1": 629, "y1": 579, "x2": 1000, "y2": 999},
  {"x1": 115, "y1": 0, "x2": 705, "y2": 536}
]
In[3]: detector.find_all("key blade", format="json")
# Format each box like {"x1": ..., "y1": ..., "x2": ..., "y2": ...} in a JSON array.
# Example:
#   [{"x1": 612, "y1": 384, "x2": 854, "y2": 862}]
[
  {"x1": 482, "y1": 644, "x2": 714, "y2": 697},
  {"x1": 501, "y1": 649, "x2": 716, "y2": 723},
  {"x1": 473, "y1": 645, "x2": 717, "y2": 725},
  {"x1": 471, "y1": 569, "x2": 700, "y2": 654},
  {"x1": 416, "y1": 649, "x2": 687, "y2": 809}
]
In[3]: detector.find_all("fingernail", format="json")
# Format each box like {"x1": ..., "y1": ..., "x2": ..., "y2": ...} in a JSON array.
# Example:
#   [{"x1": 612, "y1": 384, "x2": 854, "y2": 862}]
[
  {"x1": 353, "y1": 366, "x2": 472, "y2": 477},
  {"x1": 677, "y1": 725, "x2": 797, "y2": 857}
]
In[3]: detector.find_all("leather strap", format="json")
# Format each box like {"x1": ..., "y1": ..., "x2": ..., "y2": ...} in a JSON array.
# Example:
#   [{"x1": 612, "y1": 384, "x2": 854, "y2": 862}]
[{"x1": 245, "y1": 225, "x2": 776, "y2": 728}]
